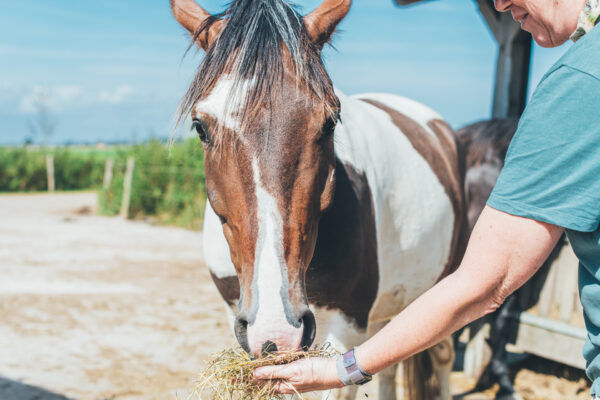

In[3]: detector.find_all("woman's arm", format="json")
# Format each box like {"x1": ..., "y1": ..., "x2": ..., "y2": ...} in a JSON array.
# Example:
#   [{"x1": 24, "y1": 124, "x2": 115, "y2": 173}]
[{"x1": 254, "y1": 206, "x2": 564, "y2": 393}]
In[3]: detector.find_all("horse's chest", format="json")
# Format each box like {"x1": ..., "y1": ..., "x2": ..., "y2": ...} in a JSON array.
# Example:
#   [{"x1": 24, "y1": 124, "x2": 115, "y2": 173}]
[{"x1": 369, "y1": 171, "x2": 454, "y2": 322}]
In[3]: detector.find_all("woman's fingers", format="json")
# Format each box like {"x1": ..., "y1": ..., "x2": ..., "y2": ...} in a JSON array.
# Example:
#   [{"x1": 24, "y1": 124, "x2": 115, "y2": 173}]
[
  {"x1": 271, "y1": 380, "x2": 299, "y2": 395},
  {"x1": 254, "y1": 362, "x2": 304, "y2": 394},
  {"x1": 253, "y1": 357, "x2": 343, "y2": 393},
  {"x1": 254, "y1": 360, "x2": 303, "y2": 381},
  {"x1": 253, "y1": 364, "x2": 283, "y2": 379}
]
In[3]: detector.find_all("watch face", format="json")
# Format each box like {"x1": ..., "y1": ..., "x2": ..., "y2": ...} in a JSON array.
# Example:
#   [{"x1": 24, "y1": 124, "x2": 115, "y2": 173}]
[{"x1": 343, "y1": 349, "x2": 356, "y2": 367}]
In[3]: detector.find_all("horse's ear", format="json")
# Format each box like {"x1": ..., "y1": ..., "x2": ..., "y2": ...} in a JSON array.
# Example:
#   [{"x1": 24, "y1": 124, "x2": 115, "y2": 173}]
[
  {"x1": 303, "y1": 0, "x2": 351, "y2": 48},
  {"x1": 170, "y1": 0, "x2": 223, "y2": 50}
]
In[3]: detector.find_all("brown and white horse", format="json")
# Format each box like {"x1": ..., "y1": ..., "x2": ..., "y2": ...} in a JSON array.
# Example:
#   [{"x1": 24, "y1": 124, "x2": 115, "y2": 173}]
[{"x1": 170, "y1": 0, "x2": 468, "y2": 398}]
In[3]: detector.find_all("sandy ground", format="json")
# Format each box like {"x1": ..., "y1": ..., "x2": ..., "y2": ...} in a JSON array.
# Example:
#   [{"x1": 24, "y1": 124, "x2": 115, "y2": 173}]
[
  {"x1": 0, "y1": 192, "x2": 236, "y2": 400},
  {"x1": 0, "y1": 192, "x2": 591, "y2": 400}
]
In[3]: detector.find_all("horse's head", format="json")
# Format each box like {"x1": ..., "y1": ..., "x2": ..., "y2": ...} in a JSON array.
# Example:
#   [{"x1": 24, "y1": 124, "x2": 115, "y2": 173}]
[{"x1": 171, "y1": 0, "x2": 350, "y2": 358}]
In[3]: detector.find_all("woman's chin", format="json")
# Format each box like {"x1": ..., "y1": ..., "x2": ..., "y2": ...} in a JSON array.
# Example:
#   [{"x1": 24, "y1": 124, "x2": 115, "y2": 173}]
[
  {"x1": 532, "y1": 32, "x2": 555, "y2": 48},
  {"x1": 529, "y1": 25, "x2": 570, "y2": 48}
]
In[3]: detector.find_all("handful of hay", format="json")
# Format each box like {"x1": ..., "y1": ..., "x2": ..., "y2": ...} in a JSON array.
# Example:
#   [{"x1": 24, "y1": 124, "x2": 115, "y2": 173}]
[{"x1": 189, "y1": 344, "x2": 339, "y2": 400}]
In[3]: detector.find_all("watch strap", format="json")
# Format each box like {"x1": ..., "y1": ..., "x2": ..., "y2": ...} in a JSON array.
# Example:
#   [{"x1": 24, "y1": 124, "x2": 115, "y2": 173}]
[
  {"x1": 336, "y1": 348, "x2": 372, "y2": 385},
  {"x1": 336, "y1": 355, "x2": 352, "y2": 385}
]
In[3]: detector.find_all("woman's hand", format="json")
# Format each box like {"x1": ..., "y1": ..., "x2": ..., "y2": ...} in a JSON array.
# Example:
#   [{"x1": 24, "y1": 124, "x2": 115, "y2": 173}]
[{"x1": 253, "y1": 357, "x2": 344, "y2": 394}]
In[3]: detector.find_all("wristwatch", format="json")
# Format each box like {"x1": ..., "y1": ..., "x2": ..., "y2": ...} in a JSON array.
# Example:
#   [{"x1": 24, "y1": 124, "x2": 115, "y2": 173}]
[{"x1": 336, "y1": 348, "x2": 373, "y2": 385}]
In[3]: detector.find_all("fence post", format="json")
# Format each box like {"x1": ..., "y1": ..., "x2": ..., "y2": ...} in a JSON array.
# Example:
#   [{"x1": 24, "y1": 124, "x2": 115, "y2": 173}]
[
  {"x1": 103, "y1": 158, "x2": 114, "y2": 189},
  {"x1": 120, "y1": 157, "x2": 135, "y2": 219},
  {"x1": 46, "y1": 154, "x2": 55, "y2": 193}
]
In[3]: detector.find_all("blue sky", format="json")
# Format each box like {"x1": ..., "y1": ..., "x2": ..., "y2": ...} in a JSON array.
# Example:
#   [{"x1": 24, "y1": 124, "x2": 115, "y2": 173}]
[{"x1": 0, "y1": 0, "x2": 569, "y2": 145}]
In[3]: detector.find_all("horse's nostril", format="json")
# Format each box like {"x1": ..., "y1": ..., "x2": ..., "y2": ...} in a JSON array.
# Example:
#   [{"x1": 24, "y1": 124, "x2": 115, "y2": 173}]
[
  {"x1": 300, "y1": 310, "x2": 316, "y2": 351},
  {"x1": 261, "y1": 341, "x2": 278, "y2": 357},
  {"x1": 234, "y1": 315, "x2": 251, "y2": 355}
]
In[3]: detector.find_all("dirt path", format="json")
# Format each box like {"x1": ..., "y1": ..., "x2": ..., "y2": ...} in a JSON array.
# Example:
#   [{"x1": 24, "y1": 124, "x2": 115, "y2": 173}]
[
  {"x1": 0, "y1": 192, "x2": 235, "y2": 400},
  {"x1": 0, "y1": 192, "x2": 591, "y2": 400}
]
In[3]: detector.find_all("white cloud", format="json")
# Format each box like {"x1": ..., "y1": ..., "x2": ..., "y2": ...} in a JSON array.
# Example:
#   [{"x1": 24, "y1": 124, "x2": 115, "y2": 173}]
[
  {"x1": 18, "y1": 84, "x2": 137, "y2": 114},
  {"x1": 98, "y1": 85, "x2": 134, "y2": 104},
  {"x1": 55, "y1": 86, "x2": 83, "y2": 102},
  {"x1": 19, "y1": 85, "x2": 83, "y2": 114}
]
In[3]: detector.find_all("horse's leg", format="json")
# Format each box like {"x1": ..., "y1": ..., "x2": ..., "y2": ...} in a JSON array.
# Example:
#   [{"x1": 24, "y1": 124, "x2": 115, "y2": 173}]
[
  {"x1": 322, "y1": 384, "x2": 359, "y2": 400},
  {"x1": 366, "y1": 320, "x2": 397, "y2": 400},
  {"x1": 479, "y1": 294, "x2": 523, "y2": 400},
  {"x1": 428, "y1": 335, "x2": 454, "y2": 400},
  {"x1": 378, "y1": 363, "x2": 398, "y2": 400},
  {"x1": 313, "y1": 308, "x2": 366, "y2": 400}
]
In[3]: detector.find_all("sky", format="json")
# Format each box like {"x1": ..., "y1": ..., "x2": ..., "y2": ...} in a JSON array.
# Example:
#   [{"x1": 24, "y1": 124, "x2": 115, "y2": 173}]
[{"x1": 0, "y1": 0, "x2": 570, "y2": 146}]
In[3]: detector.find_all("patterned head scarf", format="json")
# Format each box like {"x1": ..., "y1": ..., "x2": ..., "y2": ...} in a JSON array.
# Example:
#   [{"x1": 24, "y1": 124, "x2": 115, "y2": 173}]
[{"x1": 571, "y1": 0, "x2": 600, "y2": 41}]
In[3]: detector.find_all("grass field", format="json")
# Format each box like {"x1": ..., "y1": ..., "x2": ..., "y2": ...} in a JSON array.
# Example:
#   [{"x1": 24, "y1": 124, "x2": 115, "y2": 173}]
[{"x1": 0, "y1": 140, "x2": 207, "y2": 230}]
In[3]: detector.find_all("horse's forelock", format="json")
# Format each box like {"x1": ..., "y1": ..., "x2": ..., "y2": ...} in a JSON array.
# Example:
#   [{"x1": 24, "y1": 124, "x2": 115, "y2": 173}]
[{"x1": 176, "y1": 0, "x2": 338, "y2": 138}]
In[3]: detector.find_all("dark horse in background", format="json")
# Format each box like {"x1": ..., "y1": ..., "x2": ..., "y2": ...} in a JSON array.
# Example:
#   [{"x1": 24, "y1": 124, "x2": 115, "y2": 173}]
[{"x1": 457, "y1": 118, "x2": 566, "y2": 400}]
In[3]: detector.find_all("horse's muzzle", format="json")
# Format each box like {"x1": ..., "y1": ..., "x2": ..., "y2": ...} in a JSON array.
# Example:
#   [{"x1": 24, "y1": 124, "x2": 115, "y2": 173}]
[{"x1": 234, "y1": 308, "x2": 316, "y2": 358}]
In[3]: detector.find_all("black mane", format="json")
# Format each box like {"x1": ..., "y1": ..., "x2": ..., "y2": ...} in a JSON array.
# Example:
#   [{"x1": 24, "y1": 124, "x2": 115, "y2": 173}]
[{"x1": 177, "y1": 0, "x2": 337, "y2": 130}]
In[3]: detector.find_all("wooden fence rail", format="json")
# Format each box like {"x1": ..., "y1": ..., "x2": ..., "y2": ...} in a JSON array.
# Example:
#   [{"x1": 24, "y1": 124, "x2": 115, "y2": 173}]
[
  {"x1": 103, "y1": 158, "x2": 114, "y2": 190},
  {"x1": 46, "y1": 154, "x2": 55, "y2": 192},
  {"x1": 119, "y1": 157, "x2": 135, "y2": 219},
  {"x1": 514, "y1": 242, "x2": 586, "y2": 369}
]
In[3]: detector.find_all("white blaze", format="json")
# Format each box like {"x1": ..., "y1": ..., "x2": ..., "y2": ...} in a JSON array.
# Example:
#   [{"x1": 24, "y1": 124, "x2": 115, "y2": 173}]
[
  {"x1": 194, "y1": 77, "x2": 254, "y2": 131},
  {"x1": 247, "y1": 159, "x2": 303, "y2": 355}
]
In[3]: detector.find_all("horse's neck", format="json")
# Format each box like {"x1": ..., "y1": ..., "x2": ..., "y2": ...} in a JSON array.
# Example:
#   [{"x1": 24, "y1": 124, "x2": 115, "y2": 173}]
[
  {"x1": 333, "y1": 88, "x2": 456, "y2": 251},
  {"x1": 333, "y1": 88, "x2": 445, "y2": 185},
  {"x1": 332, "y1": 90, "x2": 400, "y2": 183},
  {"x1": 313, "y1": 90, "x2": 459, "y2": 324}
]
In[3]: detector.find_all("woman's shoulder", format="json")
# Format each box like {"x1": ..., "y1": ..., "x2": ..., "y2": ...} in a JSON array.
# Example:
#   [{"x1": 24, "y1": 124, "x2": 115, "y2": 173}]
[{"x1": 552, "y1": 26, "x2": 600, "y2": 82}]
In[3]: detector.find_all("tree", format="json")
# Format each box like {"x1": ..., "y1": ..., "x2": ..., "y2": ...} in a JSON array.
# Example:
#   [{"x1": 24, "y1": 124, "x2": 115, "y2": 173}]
[{"x1": 26, "y1": 88, "x2": 58, "y2": 146}]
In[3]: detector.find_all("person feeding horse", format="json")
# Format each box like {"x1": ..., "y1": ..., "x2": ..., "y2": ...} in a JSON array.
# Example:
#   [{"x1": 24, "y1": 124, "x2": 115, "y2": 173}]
[
  {"x1": 249, "y1": 1, "x2": 600, "y2": 399},
  {"x1": 170, "y1": 0, "x2": 469, "y2": 398}
]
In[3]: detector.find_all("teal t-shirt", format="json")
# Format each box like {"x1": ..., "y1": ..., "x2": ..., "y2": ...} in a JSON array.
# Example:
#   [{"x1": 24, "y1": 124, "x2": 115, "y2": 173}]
[{"x1": 487, "y1": 27, "x2": 600, "y2": 394}]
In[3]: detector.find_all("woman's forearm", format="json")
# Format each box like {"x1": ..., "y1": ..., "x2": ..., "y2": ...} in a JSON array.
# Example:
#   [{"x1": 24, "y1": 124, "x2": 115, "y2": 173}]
[
  {"x1": 355, "y1": 268, "x2": 495, "y2": 374},
  {"x1": 355, "y1": 206, "x2": 564, "y2": 375}
]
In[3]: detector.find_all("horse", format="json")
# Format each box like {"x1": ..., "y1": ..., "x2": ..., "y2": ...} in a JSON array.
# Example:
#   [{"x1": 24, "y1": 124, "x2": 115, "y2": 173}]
[
  {"x1": 170, "y1": 0, "x2": 469, "y2": 398},
  {"x1": 456, "y1": 118, "x2": 567, "y2": 400}
]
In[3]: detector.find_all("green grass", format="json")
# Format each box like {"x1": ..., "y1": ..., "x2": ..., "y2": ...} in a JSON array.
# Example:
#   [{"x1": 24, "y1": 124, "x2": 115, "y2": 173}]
[
  {"x1": 0, "y1": 146, "x2": 108, "y2": 191},
  {"x1": 0, "y1": 140, "x2": 207, "y2": 230},
  {"x1": 97, "y1": 139, "x2": 206, "y2": 230}
]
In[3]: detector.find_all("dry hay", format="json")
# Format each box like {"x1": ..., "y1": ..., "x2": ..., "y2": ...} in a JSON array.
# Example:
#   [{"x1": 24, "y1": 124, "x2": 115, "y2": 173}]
[{"x1": 189, "y1": 344, "x2": 338, "y2": 400}]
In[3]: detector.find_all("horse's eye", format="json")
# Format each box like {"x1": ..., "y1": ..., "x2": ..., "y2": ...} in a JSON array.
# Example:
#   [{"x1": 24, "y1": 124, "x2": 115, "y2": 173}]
[
  {"x1": 322, "y1": 116, "x2": 338, "y2": 137},
  {"x1": 192, "y1": 119, "x2": 210, "y2": 144}
]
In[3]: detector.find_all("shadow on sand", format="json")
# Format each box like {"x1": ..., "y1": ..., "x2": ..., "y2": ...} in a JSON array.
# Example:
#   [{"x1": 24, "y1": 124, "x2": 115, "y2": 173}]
[{"x1": 0, "y1": 377, "x2": 72, "y2": 400}]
